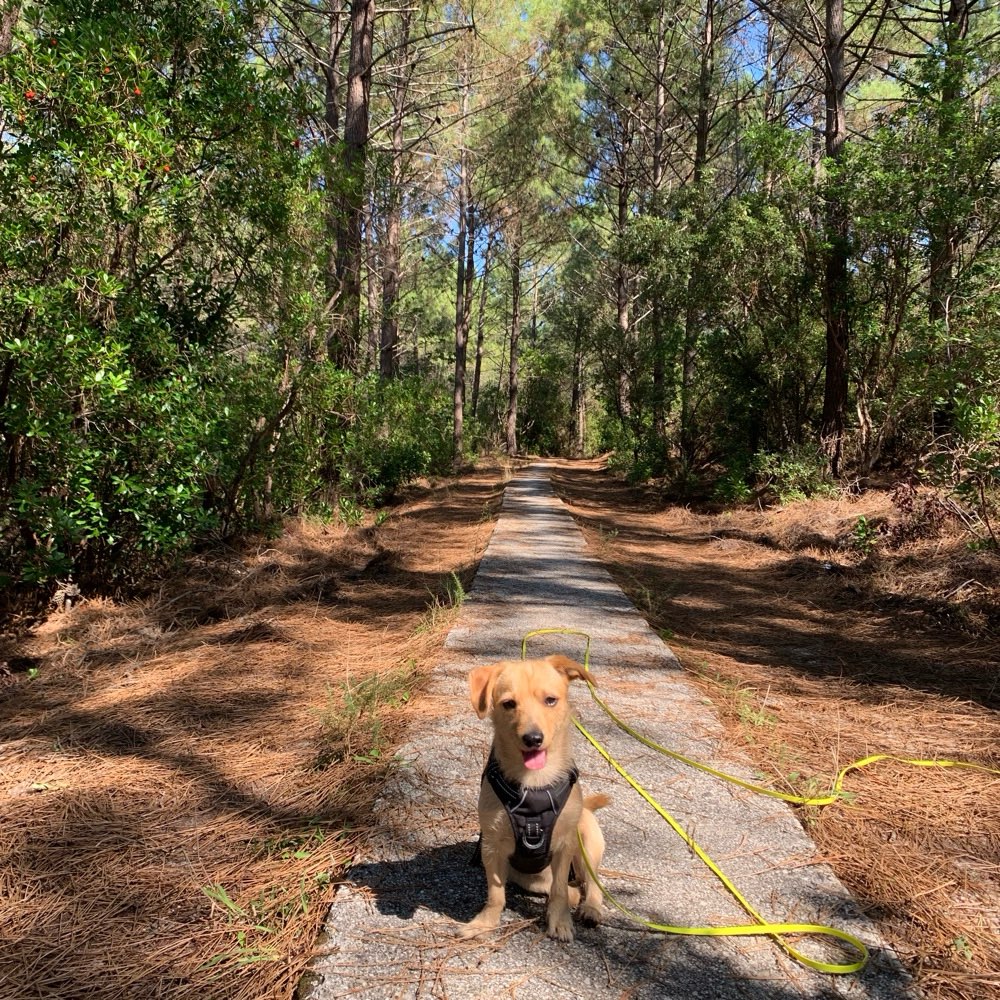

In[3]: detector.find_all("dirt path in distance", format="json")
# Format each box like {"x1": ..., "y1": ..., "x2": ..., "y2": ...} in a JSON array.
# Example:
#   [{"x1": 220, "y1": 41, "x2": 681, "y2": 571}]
[{"x1": 548, "y1": 458, "x2": 1000, "y2": 1000}]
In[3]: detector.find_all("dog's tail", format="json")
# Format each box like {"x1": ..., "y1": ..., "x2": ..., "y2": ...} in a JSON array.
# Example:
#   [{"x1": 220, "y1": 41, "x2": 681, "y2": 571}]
[{"x1": 583, "y1": 792, "x2": 611, "y2": 812}]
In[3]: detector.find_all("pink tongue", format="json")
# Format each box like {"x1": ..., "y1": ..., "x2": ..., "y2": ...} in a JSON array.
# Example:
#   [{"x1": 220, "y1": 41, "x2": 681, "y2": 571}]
[{"x1": 522, "y1": 748, "x2": 547, "y2": 770}]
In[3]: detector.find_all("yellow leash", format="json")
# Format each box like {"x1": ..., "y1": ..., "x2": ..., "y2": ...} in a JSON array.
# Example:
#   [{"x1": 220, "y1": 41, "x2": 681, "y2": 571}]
[{"x1": 521, "y1": 627, "x2": 1000, "y2": 975}]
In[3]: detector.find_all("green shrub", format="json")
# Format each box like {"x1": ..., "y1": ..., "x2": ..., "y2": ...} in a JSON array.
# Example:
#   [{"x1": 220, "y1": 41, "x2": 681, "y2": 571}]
[
  {"x1": 713, "y1": 467, "x2": 753, "y2": 504},
  {"x1": 335, "y1": 376, "x2": 452, "y2": 504},
  {"x1": 0, "y1": 0, "x2": 300, "y2": 596},
  {"x1": 751, "y1": 447, "x2": 839, "y2": 503}
]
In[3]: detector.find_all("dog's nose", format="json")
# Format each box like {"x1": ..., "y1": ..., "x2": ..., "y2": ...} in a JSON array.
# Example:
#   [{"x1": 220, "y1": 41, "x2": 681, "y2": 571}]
[{"x1": 521, "y1": 729, "x2": 544, "y2": 749}]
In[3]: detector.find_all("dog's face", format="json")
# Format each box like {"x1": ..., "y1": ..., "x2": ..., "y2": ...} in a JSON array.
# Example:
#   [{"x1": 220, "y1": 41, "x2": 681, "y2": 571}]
[{"x1": 468, "y1": 655, "x2": 592, "y2": 779}]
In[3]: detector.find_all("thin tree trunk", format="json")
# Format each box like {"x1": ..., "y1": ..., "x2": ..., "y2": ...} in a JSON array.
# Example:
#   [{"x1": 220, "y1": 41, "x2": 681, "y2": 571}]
[
  {"x1": 762, "y1": 19, "x2": 778, "y2": 196},
  {"x1": 379, "y1": 8, "x2": 413, "y2": 379},
  {"x1": 615, "y1": 170, "x2": 631, "y2": 421},
  {"x1": 471, "y1": 236, "x2": 493, "y2": 418},
  {"x1": 322, "y1": 4, "x2": 345, "y2": 357},
  {"x1": 464, "y1": 202, "x2": 477, "y2": 334},
  {"x1": 452, "y1": 56, "x2": 471, "y2": 468},
  {"x1": 495, "y1": 291, "x2": 509, "y2": 437},
  {"x1": 650, "y1": 2, "x2": 668, "y2": 443},
  {"x1": 692, "y1": 0, "x2": 714, "y2": 188},
  {"x1": 680, "y1": 0, "x2": 714, "y2": 465},
  {"x1": 505, "y1": 243, "x2": 522, "y2": 456},
  {"x1": 819, "y1": 0, "x2": 850, "y2": 477},
  {"x1": 570, "y1": 314, "x2": 586, "y2": 456},
  {"x1": 380, "y1": 185, "x2": 401, "y2": 377},
  {"x1": 332, "y1": 0, "x2": 375, "y2": 371},
  {"x1": 364, "y1": 194, "x2": 379, "y2": 370},
  {"x1": 928, "y1": 0, "x2": 970, "y2": 334}
]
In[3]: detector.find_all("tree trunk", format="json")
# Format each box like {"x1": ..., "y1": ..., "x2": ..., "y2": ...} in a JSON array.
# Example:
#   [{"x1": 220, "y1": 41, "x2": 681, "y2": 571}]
[
  {"x1": 380, "y1": 184, "x2": 401, "y2": 377},
  {"x1": 364, "y1": 194, "x2": 379, "y2": 370},
  {"x1": 379, "y1": 8, "x2": 413, "y2": 380},
  {"x1": 615, "y1": 169, "x2": 631, "y2": 421},
  {"x1": 464, "y1": 202, "x2": 477, "y2": 336},
  {"x1": 505, "y1": 243, "x2": 522, "y2": 456},
  {"x1": 471, "y1": 236, "x2": 493, "y2": 418},
  {"x1": 452, "y1": 57, "x2": 472, "y2": 468},
  {"x1": 680, "y1": 0, "x2": 715, "y2": 465},
  {"x1": 322, "y1": 4, "x2": 345, "y2": 357},
  {"x1": 928, "y1": 0, "x2": 971, "y2": 334},
  {"x1": 331, "y1": 0, "x2": 375, "y2": 372},
  {"x1": 650, "y1": 2, "x2": 669, "y2": 443},
  {"x1": 819, "y1": 0, "x2": 850, "y2": 477},
  {"x1": 570, "y1": 314, "x2": 586, "y2": 456},
  {"x1": 1, "y1": 1, "x2": 20, "y2": 56}
]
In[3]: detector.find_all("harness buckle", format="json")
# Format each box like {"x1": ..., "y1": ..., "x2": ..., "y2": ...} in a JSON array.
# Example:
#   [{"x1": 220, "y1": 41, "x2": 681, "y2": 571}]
[{"x1": 522, "y1": 822, "x2": 545, "y2": 850}]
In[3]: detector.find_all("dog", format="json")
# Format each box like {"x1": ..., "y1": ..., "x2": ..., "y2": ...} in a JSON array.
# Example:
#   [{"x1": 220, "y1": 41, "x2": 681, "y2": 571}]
[{"x1": 460, "y1": 654, "x2": 609, "y2": 941}]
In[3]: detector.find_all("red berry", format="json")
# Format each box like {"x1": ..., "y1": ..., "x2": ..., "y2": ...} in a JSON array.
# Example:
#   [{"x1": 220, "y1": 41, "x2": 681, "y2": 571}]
[
  {"x1": 25, "y1": 89, "x2": 36, "y2": 100},
  {"x1": 163, "y1": 164, "x2": 170, "y2": 172},
  {"x1": 133, "y1": 86, "x2": 141, "y2": 95}
]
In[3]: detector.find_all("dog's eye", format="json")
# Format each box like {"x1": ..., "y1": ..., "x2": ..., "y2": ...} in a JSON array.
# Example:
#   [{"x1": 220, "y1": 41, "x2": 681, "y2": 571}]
[
  {"x1": 501, "y1": 698, "x2": 517, "y2": 710},
  {"x1": 544, "y1": 696, "x2": 559, "y2": 707}
]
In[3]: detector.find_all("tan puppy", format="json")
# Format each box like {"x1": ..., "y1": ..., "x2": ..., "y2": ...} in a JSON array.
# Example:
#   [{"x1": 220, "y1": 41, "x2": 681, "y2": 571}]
[{"x1": 461, "y1": 654, "x2": 608, "y2": 942}]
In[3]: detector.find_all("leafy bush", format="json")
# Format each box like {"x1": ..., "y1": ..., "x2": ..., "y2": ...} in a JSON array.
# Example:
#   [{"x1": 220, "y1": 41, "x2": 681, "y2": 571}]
[
  {"x1": 713, "y1": 466, "x2": 753, "y2": 504},
  {"x1": 944, "y1": 394, "x2": 1000, "y2": 547},
  {"x1": 517, "y1": 347, "x2": 574, "y2": 457},
  {"x1": 850, "y1": 515, "x2": 879, "y2": 555},
  {"x1": 751, "y1": 447, "x2": 839, "y2": 504},
  {"x1": 335, "y1": 376, "x2": 453, "y2": 504},
  {"x1": 603, "y1": 425, "x2": 661, "y2": 485},
  {"x1": 210, "y1": 367, "x2": 454, "y2": 526},
  {"x1": 0, "y1": 0, "x2": 299, "y2": 599}
]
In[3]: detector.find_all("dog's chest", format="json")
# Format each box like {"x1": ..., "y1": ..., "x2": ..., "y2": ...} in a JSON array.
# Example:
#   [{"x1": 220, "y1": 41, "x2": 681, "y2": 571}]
[{"x1": 479, "y1": 755, "x2": 579, "y2": 874}]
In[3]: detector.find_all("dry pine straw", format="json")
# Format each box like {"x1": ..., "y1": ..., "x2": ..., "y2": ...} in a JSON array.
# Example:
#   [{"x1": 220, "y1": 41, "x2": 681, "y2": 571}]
[
  {"x1": 4, "y1": 459, "x2": 999, "y2": 1000},
  {"x1": 549, "y1": 459, "x2": 1000, "y2": 1000},
  {"x1": 0, "y1": 470, "x2": 505, "y2": 1000},
  {"x1": 689, "y1": 658, "x2": 1000, "y2": 1000}
]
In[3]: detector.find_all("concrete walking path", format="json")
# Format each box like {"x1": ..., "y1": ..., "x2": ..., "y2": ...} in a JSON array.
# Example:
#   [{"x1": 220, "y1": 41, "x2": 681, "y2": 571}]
[{"x1": 301, "y1": 463, "x2": 913, "y2": 1000}]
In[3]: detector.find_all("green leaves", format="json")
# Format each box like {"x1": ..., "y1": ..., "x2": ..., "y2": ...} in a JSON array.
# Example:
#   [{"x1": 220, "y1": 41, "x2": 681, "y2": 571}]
[{"x1": 0, "y1": 0, "x2": 304, "y2": 592}]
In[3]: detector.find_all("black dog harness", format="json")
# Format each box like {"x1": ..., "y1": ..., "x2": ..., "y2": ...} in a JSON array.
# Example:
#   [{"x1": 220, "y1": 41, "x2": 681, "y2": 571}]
[{"x1": 482, "y1": 752, "x2": 579, "y2": 874}]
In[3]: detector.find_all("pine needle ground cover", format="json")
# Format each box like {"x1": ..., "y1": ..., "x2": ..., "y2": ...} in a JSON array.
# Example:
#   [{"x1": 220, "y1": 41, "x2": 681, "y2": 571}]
[
  {"x1": 551, "y1": 459, "x2": 1000, "y2": 1000},
  {"x1": 3, "y1": 459, "x2": 998, "y2": 1000},
  {"x1": 0, "y1": 469, "x2": 505, "y2": 1000}
]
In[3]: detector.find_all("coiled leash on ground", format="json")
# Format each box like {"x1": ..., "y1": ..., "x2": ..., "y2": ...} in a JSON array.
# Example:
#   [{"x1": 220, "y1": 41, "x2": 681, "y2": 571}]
[{"x1": 521, "y1": 627, "x2": 1000, "y2": 975}]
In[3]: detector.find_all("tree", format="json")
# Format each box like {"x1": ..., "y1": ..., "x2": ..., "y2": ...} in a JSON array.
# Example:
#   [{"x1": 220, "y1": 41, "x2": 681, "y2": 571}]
[
  {"x1": 0, "y1": 0, "x2": 303, "y2": 586},
  {"x1": 332, "y1": 0, "x2": 375, "y2": 370}
]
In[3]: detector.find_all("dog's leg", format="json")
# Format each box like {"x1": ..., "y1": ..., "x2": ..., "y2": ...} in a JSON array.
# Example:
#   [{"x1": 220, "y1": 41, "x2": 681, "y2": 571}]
[
  {"x1": 574, "y1": 809, "x2": 605, "y2": 927},
  {"x1": 545, "y1": 846, "x2": 575, "y2": 941},
  {"x1": 460, "y1": 841, "x2": 509, "y2": 938}
]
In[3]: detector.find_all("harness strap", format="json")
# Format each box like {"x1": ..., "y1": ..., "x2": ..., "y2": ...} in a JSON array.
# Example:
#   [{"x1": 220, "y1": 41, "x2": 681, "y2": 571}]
[{"x1": 483, "y1": 753, "x2": 578, "y2": 874}]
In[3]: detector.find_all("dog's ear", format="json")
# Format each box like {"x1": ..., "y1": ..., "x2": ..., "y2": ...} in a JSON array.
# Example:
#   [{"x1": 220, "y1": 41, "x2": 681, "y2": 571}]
[
  {"x1": 546, "y1": 654, "x2": 596, "y2": 686},
  {"x1": 468, "y1": 663, "x2": 500, "y2": 718}
]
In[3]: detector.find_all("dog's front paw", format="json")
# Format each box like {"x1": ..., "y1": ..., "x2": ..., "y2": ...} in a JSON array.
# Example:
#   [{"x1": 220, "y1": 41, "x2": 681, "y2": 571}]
[
  {"x1": 457, "y1": 915, "x2": 499, "y2": 939},
  {"x1": 576, "y1": 902, "x2": 602, "y2": 928},
  {"x1": 546, "y1": 910, "x2": 575, "y2": 942}
]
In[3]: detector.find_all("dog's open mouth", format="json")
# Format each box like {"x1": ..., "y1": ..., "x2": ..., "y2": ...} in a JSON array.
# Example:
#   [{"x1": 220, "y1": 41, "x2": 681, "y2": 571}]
[{"x1": 521, "y1": 747, "x2": 548, "y2": 770}]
